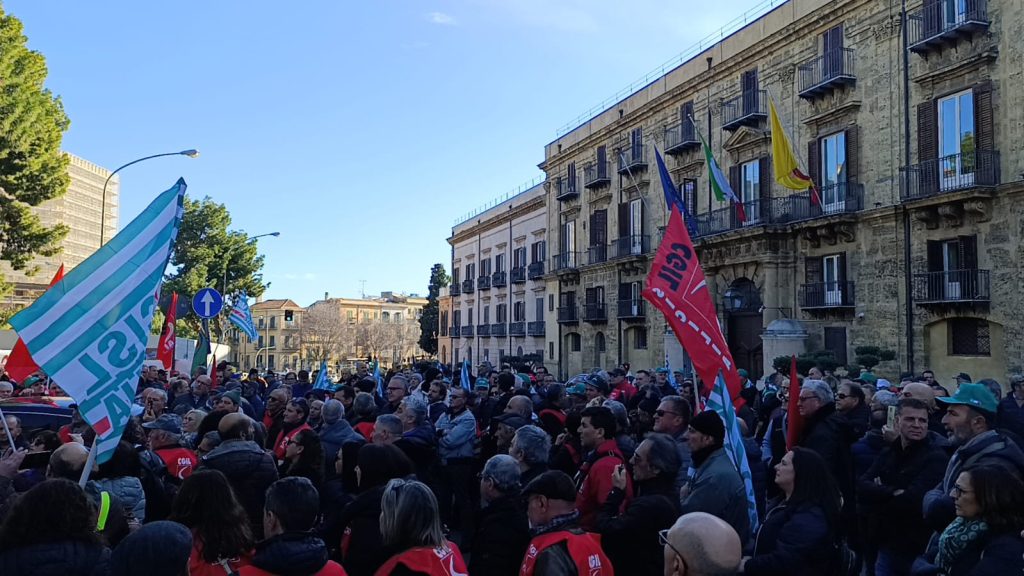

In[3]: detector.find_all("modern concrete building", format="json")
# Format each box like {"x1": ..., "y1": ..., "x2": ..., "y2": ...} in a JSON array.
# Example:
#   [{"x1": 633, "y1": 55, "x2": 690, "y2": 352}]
[
  {"x1": 447, "y1": 181, "x2": 548, "y2": 368},
  {"x1": 1, "y1": 152, "x2": 119, "y2": 308},
  {"x1": 539, "y1": 0, "x2": 1023, "y2": 384}
]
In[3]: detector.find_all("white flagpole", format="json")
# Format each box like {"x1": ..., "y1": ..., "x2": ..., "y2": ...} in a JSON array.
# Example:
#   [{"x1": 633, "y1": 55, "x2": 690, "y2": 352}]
[{"x1": 79, "y1": 444, "x2": 98, "y2": 487}]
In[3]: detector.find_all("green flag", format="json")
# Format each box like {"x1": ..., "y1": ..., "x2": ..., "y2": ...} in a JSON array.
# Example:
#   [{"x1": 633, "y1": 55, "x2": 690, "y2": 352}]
[{"x1": 191, "y1": 326, "x2": 210, "y2": 376}]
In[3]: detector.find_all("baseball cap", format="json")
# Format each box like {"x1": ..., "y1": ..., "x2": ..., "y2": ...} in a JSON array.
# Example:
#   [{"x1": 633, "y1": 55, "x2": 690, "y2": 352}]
[
  {"x1": 655, "y1": 367, "x2": 669, "y2": 374},
  {"x1": 585, "y1": 374, "x2": 609, "y2": 395},
  {"x1": 609, "y1": 368, "x2": 626, "y2": 378},
  {"x1": 955, "y1": 372, "x2": 973, "y2": 382},
  {"x1": 566, "y1": 383, "x2": 587, "y2": 397},
  {"x1": 937, "y1": 382, "x2": 997, "y2": 414},
  {"x1": 142, "y1": 413, "x2": 183, "y2": 434},
  {"x1": 522, "y1": 470, "x2": 578, "y2": 502},
  {"x1": 737, "y1": 369, "x2": 749, "y2": 378}
]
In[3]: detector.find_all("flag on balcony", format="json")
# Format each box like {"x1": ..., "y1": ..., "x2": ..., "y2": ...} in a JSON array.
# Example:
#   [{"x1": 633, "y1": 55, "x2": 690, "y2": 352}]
[
  {"x1": 655, "y1": 147, "x2": 688, "y2": 217},
  {"x1": 8, "y1": 179, "x2": 185, "y2": 464},
  {"x1": 695, "y1": 126, "x2": 746, "y2": 223},
  {"x1": 769, "y1": 99, "x2": 822, "y2": 206},
  {"x1": 5, "y1": 264, "x2": 64, "y2": 383},
  {"x1": 706, "y1": 370, "x2": 759, "y2": 533},
  {"x1": 645, "y1": 171, "x2": 743, "y2": 406}
]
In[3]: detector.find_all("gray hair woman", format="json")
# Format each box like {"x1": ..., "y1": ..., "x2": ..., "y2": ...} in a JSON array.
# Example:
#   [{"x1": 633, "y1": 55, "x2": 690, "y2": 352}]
[
  {"x1": 180, "y1": 409, "x2": 207, "y2": 449},
  {"x1": 376, "y1": 478, "x2": 468, "y2": 575}
]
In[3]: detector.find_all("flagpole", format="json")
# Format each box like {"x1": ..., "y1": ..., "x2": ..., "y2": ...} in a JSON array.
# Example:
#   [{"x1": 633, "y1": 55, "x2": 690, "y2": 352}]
[{"x1": 78, "y1": 444, "x2": 98, "y2": 487}]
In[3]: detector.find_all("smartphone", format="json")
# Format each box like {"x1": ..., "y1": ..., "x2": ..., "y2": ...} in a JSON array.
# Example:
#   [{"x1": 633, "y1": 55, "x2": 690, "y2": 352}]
[
  {"x1": 19, "y1": 450, "x2": 52, "y2": 471},
  {"x1": 887, "y1": 405, "x2": 897, "y2": 428}
]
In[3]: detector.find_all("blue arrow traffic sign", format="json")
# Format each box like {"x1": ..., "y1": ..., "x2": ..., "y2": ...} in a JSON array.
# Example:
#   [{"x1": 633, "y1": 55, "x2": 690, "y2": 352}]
[{"x1": 192, "y1": 288, "x2": 224, "y2": 319}]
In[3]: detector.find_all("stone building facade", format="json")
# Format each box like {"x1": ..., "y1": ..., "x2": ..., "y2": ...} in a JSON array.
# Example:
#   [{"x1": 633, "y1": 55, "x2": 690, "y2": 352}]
[
  {"x1": 540, "y1": 0, "x2": 1023, "y2": 384},
  {"x1": 448, "y1": 182, "x2": 548, "y2": 368}
]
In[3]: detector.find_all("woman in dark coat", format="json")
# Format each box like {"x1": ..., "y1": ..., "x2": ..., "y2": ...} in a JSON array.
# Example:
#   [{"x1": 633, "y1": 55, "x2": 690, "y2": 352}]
[
  {"x1": 335, "y1": 443, "x2": 414, "y2": 576},
  {"x1": 0, "y1": 479, "x2": 111, "y2": 576},
  {"x1": 741, "y1": 447, "x2": 840, "y2": 576}
]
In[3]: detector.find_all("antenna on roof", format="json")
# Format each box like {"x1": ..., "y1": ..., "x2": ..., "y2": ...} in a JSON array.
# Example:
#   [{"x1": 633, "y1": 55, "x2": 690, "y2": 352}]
[{"x1": 359, "y1": 280, "x2": 366, "y2": 299}]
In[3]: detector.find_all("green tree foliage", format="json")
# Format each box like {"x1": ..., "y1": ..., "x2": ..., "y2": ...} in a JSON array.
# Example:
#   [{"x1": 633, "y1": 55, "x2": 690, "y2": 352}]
[
  {"x1": 0, "y1": 6, "x2": 71, "y2": 290},
  {"x1": 773, "y1": 350, "x2": 840, "y2": 376},
  {"x1": 855, "y1": 345, "x2": 896, "y2": 372},
  {"x1": 162, "y1": 196, "x2": 266, "y2": 335},
  {"x1": 418, "y1": 263, "x2": 450, "y2": 355}
]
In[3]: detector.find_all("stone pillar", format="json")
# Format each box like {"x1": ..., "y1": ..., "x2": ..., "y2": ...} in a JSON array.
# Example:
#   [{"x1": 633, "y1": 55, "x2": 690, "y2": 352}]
[{"x1": 761, "y1": 318, "x2": 808, "y2": 381}]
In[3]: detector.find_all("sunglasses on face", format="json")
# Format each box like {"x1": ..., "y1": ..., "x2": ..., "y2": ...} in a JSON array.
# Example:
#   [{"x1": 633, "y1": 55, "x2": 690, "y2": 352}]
[{"x1": 655, "y1": 410, "x2": 679, "y2": 418}]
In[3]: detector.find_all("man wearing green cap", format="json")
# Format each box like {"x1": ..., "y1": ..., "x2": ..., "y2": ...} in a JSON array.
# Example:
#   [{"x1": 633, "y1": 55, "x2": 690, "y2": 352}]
[{"x1": 923, "y1": 382, "x2": 1024, "y2": 537}]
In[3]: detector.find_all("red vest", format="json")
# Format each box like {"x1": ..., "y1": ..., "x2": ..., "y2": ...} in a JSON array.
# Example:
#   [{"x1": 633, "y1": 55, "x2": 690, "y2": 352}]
[
  {"x1": 353, "y1": 421, "x2": 375, "y2": 441},
  {"x1": 519, "y1": 530, "x2": 613, "y2": 576},
  {"x1": 155, "y1": 446, "x2": 199, "y2": 480},
  {"x1": 273, "y1": 423, "x2": 312, "y2": 460},
  {"x1": 374, "y1": 543, "x2": 467, "y2": 576}
]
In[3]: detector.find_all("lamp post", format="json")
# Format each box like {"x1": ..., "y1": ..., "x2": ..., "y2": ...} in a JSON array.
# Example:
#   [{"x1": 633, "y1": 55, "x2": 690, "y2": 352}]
[
  {"x1": 222, "y1": 231, "x2": 281, "y2": 297},
  {"x1": 100, "y1": 149, "x2": 200, "y2": 245}
]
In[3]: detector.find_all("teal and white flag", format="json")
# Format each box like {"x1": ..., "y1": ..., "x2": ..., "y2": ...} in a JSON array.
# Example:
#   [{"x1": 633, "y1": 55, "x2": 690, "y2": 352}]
[
  {"x1": 10, "y1": 179, "x2": 186, "y2": 464},
  {"x1": 229, "y1": 291, "x2": 257, "y2": 341},
  {"x1": 706, "y1": 370, "x2": 760, "y2": 533}
]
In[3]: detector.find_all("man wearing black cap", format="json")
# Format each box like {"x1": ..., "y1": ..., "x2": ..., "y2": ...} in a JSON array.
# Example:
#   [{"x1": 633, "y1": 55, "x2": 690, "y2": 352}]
[
  {"x1": 680, "y1": 410, "x2": 750, "y2": 545},
  {"x1": 142, "y1": 414, "x2": 198, "y2": 480},
  {"x1": 607, "y1": 368, "x2": 636, "y2": 405},
  {"x1": 520, "y1": 471, "x2": 613, "y2": 576}
]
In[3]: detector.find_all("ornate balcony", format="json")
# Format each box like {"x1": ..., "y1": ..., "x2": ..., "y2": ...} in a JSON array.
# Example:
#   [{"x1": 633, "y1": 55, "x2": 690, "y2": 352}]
[
  {"x1": 611, "y1": 235, "x2": 651, "y2": 259},
  {"x1": 900, "y1": 151, "x2": 1000, "y2": 201},
  {"x1": 491, "y1": 323, "x2": 507, "y2": 337},
  {"x1": 527, "y1": 321, "x2": 546, "y2": 336},
  {"x1": 460, "y1": 325, "x2": 474, "y2": 337},
  {"x1": 584, "y1": 161, "x2": 612, "y2": 189},
  {"x1": 587, "y1": 244, "x2": 608, "y2": 265},
  {"x1": 664, "y1": 123, "x2": 699, "y2": 155},
  {"x1": 450, "y1": 282, "x2": 461, "y2": 296},
  {"x1": 510, "y1": 267, "x2": 526, "y2": 284},
  {"x1": 799, "y1": 282, "x2": 856, "y2": 310},
  {"x1": 722, "y1": 90, "x2": 767, "y2": 131},
  {"x1": 477, "y1": 275, "x2": 491, "y2": 291},
  {"x1": 914, "y1": 269, "x2": 990, "y2": 305},
  {"x1": 461, "y1": 279, "x2": 475, "y2": 294},
  {"x1": 478, "y1": 324, "x2": 491, "y2": 337},
  {"x1": 617, "y1": 144, "x2": 648, "y2": 175},
  {"x1": 552, "y1": 252, "x2": 579, "y2": 273},
  {"x1": 617, "y1": 298, "x2": 646, "y2": 319},
  {"x1": 528, "y1": 261, "x2": 545, "y2": 279},
  {"x1": 798, "y1": 49, "x2": 856, "y2": 99},
  {"x1": 491, "y1": 271, "x2": 507, "y2": 288},
  {"x1": 557, "y1": 306, "x2": 579, "y2": 324},
  {"x1": 583, "y1": 303, "x2": 607, "y2": 323},
  {"x1": 909, "y1": 0, "x2": 990, "y2": 54},
  {"x1": 509, "y1": 322, "x2": 526, "y2": 336},
  {"x1": 556, "y1": 177, "x2": 579, "y2": 201}
]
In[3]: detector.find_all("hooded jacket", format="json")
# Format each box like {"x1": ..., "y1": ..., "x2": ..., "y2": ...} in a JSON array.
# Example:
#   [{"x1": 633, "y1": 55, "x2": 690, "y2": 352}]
[{"x1": 238, "y1": 532, "x2": 346, "y2": 576}]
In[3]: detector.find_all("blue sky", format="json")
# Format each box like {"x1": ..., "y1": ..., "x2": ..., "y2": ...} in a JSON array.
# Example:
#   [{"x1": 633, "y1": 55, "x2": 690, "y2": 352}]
[{"x1": 8, "y1": 0, "x2": 766, "y2": 306}]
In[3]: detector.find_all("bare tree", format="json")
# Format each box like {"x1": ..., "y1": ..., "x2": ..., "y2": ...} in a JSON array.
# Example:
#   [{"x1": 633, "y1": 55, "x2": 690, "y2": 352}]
[
  {"x1": 356, "y1": 316, "x2": 428, "y2": 368},
  {"x1": 302, "y1": 301, "x2": 356, "y2": 365}
]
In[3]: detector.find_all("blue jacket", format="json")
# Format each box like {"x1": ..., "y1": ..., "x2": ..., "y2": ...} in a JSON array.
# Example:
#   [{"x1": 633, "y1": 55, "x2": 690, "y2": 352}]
[
  {"x1": 745, "y1": 500, "x2": 836, "y2": 576},
  {"x1": 436, "y1": 408, "x2": 477, "y2": 462}
]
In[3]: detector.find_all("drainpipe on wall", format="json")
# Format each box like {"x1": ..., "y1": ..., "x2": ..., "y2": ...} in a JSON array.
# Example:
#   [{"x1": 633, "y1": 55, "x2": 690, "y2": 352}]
[{"x1": 901, "y1": 0, "x2": 915, "y2": 374}]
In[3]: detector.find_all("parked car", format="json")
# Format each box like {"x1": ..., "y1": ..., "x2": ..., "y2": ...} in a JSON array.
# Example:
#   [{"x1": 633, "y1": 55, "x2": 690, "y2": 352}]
[{"x1": 0, "y1": 396, "x2": 74, "y2": 434}]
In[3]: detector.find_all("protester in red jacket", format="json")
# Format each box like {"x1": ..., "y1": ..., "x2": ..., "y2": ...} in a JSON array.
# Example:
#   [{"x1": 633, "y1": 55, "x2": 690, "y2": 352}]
[
  {"x1": 574, "y1": 406, "x2": 632, "y2": 530},
  {"x1": 373, "y1": 478, "x2": 467, "y2": 576},
  {"x1": 272, "y1": 399, "x2": 312, "y2": 462}
]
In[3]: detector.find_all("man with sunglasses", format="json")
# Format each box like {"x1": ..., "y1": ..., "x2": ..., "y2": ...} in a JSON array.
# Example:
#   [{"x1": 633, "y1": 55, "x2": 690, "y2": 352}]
[
  {"x1": 661, "y1": 512, "x2": 741, "y2": 576},
  {"x1": 653, "y1": 395, "x2": 693, "y2": 491}
]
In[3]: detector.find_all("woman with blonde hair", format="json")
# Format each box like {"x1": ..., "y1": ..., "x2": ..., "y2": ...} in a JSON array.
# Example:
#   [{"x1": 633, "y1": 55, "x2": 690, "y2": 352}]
[{"x1": 373, "y1": 478, "x2": 467, "y2": 576}]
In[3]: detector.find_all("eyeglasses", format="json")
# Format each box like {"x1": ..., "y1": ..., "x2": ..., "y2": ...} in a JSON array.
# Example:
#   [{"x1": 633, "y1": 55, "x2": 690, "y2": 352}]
[
  {"x1": 655, "y1": 409, "x2": 679, "y2": 418},
  {"x1": 836, "y1": 393, "x2": 849, "y2": 400},
  {"x1": 286, "y1": 440, "x2": 300, "y2": 446},
  {"x1": 952, "y1": 484, "x2": 973, "y2": 498},
  {"x1": 659, "y1": 529, "x2": 688, "y2": 573},
  {"x1": 797, "y1": 395, "x2": 817, "y2": 403}
]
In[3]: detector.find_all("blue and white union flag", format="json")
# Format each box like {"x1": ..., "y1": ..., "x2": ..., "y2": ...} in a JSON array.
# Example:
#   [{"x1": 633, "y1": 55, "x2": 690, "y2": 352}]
[
  {"x1": 229, "y1": 291, "x2": 258, "y2": 341},
  {"x1": 10, "y1": 179, "x2": 186, "y2": 463}
]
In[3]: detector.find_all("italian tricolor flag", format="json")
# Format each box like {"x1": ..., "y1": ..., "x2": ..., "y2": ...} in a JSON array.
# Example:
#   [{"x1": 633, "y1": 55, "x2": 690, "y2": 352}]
[{"x1": 697, "y1": 128, "x2": 745, "y2": 223}]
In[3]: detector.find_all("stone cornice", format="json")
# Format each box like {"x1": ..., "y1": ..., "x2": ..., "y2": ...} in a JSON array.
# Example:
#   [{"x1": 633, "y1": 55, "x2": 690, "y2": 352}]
[{"x1": 449, "y1": 196, "x2": 546, "y2": 245}]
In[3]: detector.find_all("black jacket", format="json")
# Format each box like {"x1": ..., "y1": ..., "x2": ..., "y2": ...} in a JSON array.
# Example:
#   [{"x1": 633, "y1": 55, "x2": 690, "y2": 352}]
[
  {"x1": 247, "y1": 532, "x2": 333, "y2": 575},
  {"x1": 857, "y1": 432, "x2": 949, "y2": 554},
  {"x1": 337, "y1": 485, "x2": 389, "y2": 576},
  {"x1": 200, "y1": 439, "x2": 279, "y2": 539},
  {"x1": 744, "y1": 500, "x2": 836, "y2": 576},
  {"x1": 596, "y1": 477, "x2": 681, "y2": 576},
  {"x1": 842, "y1": 402, "x2": 871, "y2": 443},
  {"x1": 799, "y1": 403, "x2": 853, "y2": 496},
  {"x1": 394, "y1": 424, "x2": 437, "y2": 484},
  {"x1": 969, "y1": 532, "x2": 1024, "y2": 576},
  {"x1": 469, "y1": 493, "x2": 530, "y2": 576},
  {"x1": 0, "y1": 540, "x2": 111, "y2": 576}
]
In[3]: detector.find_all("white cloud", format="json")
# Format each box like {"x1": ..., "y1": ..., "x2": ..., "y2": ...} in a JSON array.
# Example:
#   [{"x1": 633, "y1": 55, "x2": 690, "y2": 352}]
[
  {"x1": 302, "y1": 272, "x2": 317, "y2": 280},
  {"x1": 427, "y1": 11, "x2": 457, "y2": 26}
]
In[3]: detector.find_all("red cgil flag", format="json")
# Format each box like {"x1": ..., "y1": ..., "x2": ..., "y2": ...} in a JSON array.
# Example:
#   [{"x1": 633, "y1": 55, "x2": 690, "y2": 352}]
[
  {"x1": 157, "y1": 292, "x2": 178, "y2": 370},
  {"x1": 644, "y1": 148, "x2": 743, "y2": 406},
  {"x1": 786, "y1": 355, "x2": 804, "y2": 450},
  {"x1": 5, "y1": 265, "x2": 64, "y2": 383}
]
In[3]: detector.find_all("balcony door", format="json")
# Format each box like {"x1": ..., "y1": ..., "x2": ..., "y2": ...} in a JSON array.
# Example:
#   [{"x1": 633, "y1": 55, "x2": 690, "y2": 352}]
[
  {"x1": 741, "y1": 160, "x2": 761, "y2": 224},
  {"x1": 820, "y1": 131, "x2": 847, "y2": 213},
  {"x1": 629, "y1": 199, "x2": 643, "y2": 254},
  {"x1": 938, "y1": 90, "x2": 975, "y2": 189},
  {"x1": 823, "y1": 254, "x2": 843, "y2": 305},
  {"x1": 630, "y1": 281, "x2": 641, "y2": 315},
  {"x1": 942, "y1": 240, "x2": 962, "y2": 300},
  {"x1": 561, "y1": 220, "x2": 576, "y2": 267},
  {"x1": 942, "y1": 0, "x2": 970, "y2": 27}
]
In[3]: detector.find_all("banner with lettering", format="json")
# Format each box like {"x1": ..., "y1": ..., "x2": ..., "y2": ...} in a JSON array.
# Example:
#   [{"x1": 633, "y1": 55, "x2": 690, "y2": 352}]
[
  {"x1": 9, "y1": 179, "x2": 186, "y2": 463},
  {"x1": 644, "y1": 148, "x2": 742, "y2": 403}
]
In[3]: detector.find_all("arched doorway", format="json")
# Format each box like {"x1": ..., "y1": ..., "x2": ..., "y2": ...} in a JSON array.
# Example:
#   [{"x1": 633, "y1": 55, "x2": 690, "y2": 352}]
[{"x1": 723, "y1": 278, "x2": 764, "y2": 381}]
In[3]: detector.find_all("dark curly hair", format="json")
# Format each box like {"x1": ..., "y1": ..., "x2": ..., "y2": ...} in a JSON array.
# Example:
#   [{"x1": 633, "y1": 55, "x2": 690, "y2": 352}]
[
  {"x1": 0, "y1": 479, "x2": 101, "y2": 551},
  {"x1": 168, "y1": 469, "x2": 253, "y2": 563}
]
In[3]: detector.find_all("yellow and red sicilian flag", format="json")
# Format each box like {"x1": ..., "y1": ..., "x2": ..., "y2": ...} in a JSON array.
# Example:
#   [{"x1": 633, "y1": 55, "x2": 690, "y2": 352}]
[
  {"x1": 157, "y1": 292, "x2": 177, "y2": 370},
  {"x1": 769, "y1": 99, "x2": 822, "y2": 206},
  {"x1": 5, "y1": 265, "x2": 64, "y2": 383}
]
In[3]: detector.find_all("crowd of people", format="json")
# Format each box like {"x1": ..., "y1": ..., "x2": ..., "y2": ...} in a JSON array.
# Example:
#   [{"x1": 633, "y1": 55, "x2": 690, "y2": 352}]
[{"x1": 1, "y1": 359, "x2": 1024, "y2": 575}]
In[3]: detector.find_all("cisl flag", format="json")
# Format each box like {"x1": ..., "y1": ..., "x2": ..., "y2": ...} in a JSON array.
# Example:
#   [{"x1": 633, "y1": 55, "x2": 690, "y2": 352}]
[
  {"x1": 157, "y1": 292, "x2": 178, "y2": 370},
  {"x1": 10, "y1": 179, "x2": 186, "y2": 463},
  {"x1": 644, "y1": 148, "x2": 742, "y2": 404}
]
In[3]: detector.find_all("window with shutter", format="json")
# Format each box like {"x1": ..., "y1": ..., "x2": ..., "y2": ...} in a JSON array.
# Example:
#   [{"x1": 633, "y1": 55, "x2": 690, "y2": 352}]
[
  {"x1": 917, "y1": 99, "x2": 939, "y2": 195},
  {"x1": 597, "y1": 146, "x2": 608, "y2": 177},
  {"x1": 590, "y1": 210, "x2": 607, "y2": 247},
  {"x1": 681, "y1": 101, "x2": 695, "y2": 141},
  {"x1": 567, "y1": 162, "x2": 577, "y2": 193}
]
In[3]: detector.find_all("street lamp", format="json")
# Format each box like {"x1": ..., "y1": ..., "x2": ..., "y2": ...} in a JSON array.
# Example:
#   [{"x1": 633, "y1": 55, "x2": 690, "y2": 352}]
[
  {"x1": 222, "y1": 232, "x2": 281, "y2": 297},
  {"x1": 100, "y1": 149, "x2": 200, "y2": 245}
]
